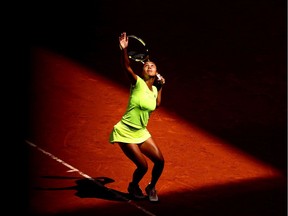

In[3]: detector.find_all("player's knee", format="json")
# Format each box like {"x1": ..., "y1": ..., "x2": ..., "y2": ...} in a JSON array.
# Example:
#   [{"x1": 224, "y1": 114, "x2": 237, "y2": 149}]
[
  {"x1": 137, "y1": 163, "x2": 148, "y2": 173},
  {"x1": 156, "y1": 158, "x2": 164, "y2": 168}
]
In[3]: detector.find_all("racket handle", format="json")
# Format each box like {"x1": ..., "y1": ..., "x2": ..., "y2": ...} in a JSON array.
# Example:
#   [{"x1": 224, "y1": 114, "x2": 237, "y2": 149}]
[
  {"x1": 156, "y1": 74, "x2": 161, "y2": 80},
  {"x1": 156, "y1": 73, "x2": 165, "y2": 86}
]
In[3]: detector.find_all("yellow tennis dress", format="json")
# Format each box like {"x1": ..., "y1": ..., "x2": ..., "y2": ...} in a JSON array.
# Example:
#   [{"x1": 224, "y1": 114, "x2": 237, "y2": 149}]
[{"x1": 109, "y1": 75, "x2": 158, "y2": 144}]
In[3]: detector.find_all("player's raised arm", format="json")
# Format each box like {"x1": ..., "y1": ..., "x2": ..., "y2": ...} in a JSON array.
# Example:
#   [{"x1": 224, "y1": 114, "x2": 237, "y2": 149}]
[{"x1": 119, "y1": 32, "x2": 137, "y2": 85}]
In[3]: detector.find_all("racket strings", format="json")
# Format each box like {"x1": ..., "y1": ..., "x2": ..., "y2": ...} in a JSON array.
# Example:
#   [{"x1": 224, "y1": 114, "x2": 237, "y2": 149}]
[{"x1": 127, "y1": 35, "x2": 149, "y2": 63}]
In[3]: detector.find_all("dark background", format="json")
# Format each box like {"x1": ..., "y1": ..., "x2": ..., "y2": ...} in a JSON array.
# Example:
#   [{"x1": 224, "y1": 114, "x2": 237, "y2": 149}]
[{"x1": 26, "y1": 0, "x2": 286, "y2": 172}]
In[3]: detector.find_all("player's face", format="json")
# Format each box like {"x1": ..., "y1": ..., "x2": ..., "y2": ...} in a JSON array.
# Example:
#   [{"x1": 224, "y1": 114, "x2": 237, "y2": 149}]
[{"x1": 143, "y1": 61, "x2": 157, "y2": 77}]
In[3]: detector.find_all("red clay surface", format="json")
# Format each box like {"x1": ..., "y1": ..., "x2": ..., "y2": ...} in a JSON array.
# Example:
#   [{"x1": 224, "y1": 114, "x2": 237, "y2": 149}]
[{"x1": 23, "y1": 47, "x2": 286, "y2": 216}]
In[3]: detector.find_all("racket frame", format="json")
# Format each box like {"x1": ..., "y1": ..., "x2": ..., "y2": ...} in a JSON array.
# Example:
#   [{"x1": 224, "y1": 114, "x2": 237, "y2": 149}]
[{"x1": 127, "y1": 35, "x2": 149, "y2": 64}]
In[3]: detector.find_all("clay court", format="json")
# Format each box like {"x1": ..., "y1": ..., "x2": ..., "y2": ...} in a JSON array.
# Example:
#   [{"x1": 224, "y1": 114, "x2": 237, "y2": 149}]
[{"x1": 20, "y1": 1, "x2": 286, "y2": 215}]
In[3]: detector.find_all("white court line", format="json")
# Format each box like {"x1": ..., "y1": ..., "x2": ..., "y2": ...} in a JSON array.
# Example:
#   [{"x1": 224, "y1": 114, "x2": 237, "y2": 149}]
[{"x1": 25, "y1": 140, "x2": 156, "y2": 216}]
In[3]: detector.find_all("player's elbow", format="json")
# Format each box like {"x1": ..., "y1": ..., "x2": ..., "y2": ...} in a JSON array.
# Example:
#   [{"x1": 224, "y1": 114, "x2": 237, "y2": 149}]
[{"x1": 156, "y1": 100, "x2": 161, "y2": 107}]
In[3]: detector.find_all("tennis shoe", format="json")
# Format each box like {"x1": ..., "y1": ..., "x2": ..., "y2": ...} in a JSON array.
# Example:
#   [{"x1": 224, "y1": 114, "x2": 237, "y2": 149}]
[
  {"x1": 145, "y1": 183, "x2": 159, "y2": 202},
  {"x1": 128, "y1": 182, "x2": 145, "y2": 199}
]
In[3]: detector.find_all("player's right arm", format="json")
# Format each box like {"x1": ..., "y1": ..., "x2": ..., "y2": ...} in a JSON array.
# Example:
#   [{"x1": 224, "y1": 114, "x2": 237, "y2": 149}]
[{"x1": 119, "y1": 32, "x2": 137, "y2": 85}]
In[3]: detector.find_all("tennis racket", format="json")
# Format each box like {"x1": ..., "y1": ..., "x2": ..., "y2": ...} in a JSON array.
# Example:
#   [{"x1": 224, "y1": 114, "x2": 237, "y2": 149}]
[
  {"x1": 126, "y1": 35, "x2": 149, "y2": 64},
  {"x1": 120, "y1": 33, "x2": 165, "y2": 89}
]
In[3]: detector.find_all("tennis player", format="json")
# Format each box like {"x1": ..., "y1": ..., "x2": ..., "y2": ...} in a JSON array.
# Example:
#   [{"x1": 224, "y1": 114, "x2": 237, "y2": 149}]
[{"x1": 109, "y1": 32, "x2": 165, "y2": 202}]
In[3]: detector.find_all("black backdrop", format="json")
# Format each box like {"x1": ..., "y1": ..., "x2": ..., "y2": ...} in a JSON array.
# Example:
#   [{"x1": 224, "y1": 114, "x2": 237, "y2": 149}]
[{"x1": 25, "y1": 0, "x2": 286, "y2": 172}]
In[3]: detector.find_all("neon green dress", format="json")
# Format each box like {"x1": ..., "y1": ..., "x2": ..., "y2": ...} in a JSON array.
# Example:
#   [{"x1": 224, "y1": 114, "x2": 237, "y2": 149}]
[{"x1": 109, "y1": 75, "x2": 158, "y2": 144}]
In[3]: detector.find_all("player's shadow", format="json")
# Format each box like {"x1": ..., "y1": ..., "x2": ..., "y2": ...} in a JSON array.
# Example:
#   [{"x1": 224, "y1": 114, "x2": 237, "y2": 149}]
[
  {"x1": 74, "y1": 177, "x2": 130, "y2": 201},
  {"x1": 35, "y1": 176, "x2": 134, "y2": 201}
]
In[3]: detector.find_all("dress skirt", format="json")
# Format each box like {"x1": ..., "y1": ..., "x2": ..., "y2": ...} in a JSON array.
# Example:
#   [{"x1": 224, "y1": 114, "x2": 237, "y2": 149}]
[{"x1": 109, "y1": 121, "x2": 151, "y2": 144}]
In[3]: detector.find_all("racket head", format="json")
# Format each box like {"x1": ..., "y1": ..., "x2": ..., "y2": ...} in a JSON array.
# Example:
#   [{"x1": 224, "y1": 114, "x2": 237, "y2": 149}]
[{"x1": 127, "y1": 35, "x2": 149, "y2": 64}]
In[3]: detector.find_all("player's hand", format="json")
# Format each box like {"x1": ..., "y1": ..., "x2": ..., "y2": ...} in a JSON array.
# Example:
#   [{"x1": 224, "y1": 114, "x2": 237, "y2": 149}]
[{"x1": 119, "y1": 32, "x2": 128, "y2": 50}]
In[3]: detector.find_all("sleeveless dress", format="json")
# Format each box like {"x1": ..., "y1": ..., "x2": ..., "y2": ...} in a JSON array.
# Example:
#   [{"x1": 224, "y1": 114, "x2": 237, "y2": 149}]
[{"x1": 109, "y1": 75, "x2": 158, "y2": 144}]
